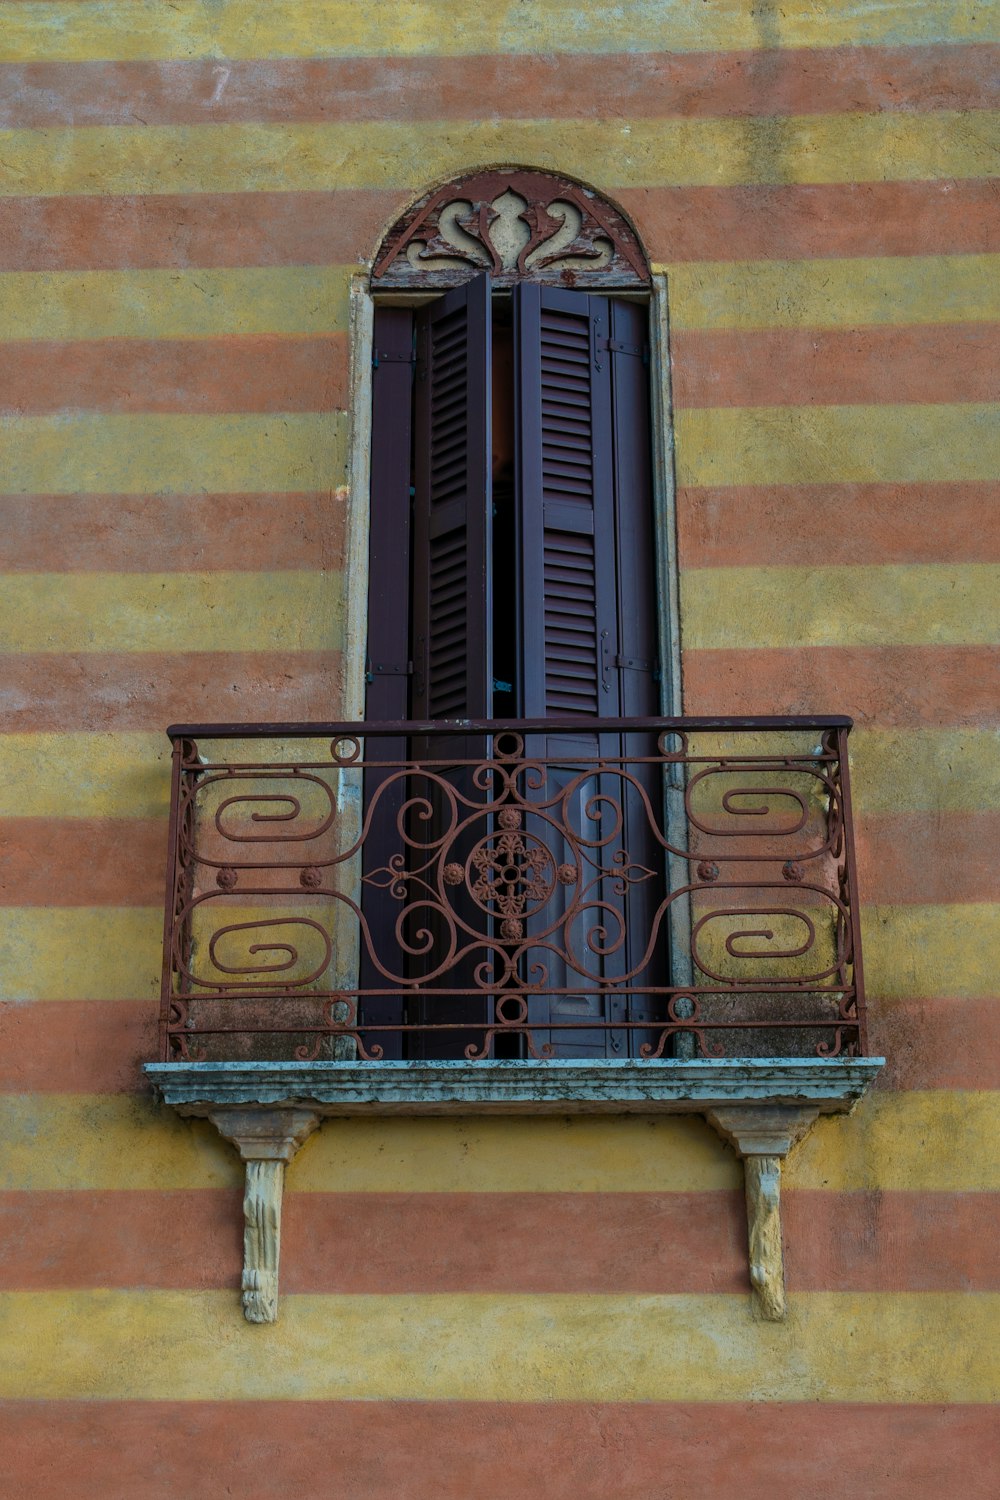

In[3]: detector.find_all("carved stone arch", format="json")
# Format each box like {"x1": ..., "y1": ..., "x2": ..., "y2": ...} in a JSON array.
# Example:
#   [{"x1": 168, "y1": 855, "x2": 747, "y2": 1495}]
[{"x1": 372, "y1": 166, "x2": 650, "y2": 291}]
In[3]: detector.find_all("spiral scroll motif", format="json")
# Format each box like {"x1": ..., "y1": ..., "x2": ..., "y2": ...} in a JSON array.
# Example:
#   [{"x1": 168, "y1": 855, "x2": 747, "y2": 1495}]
[{"x1": 160, "y1": 723, "x2": 866, "y2": 1062}]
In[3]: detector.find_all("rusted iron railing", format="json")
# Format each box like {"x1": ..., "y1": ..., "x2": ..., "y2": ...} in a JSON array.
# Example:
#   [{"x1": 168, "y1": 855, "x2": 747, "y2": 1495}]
[{"x1": 158, "y1": 717, "x2": 868, "y2": 1063}]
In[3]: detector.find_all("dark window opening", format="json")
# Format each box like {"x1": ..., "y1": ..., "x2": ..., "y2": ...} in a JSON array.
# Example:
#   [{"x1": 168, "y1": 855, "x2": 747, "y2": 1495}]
[{"x1": 365, "y1": 275, "x2": 664, "y2": 1060}]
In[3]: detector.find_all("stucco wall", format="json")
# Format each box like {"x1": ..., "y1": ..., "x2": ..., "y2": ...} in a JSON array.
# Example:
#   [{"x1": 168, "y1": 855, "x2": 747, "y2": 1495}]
[{"x1": 0, "y1": 3, "x2": 997, "y2": 1495}]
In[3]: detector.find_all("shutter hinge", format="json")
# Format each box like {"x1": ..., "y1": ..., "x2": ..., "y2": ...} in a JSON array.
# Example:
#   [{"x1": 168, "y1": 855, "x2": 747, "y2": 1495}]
[
  {"x1": 613, "y1": 654, "x2": 655, "y2": 673},
  {"x1": 366, "y1": 659, "x2": 413, "y2": 684},
  {"x1": 613, "y1": 655, "x2": 662, "y2": 683},
  {"x1": 372, "y1": 349, "x2": 417, "y2": 369},
  {"x1": 600, "y1": 339, "x2": 649, "y2": 364}
]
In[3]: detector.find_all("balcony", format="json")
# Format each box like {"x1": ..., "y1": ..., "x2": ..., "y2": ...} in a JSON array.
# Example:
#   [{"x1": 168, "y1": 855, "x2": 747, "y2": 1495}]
[{"x1": 145, "y1": 717, "x2": 883, "y2": 1321}]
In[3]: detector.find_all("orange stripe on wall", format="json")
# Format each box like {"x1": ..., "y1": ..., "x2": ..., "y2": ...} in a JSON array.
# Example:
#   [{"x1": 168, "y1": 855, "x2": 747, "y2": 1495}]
[
  {"x1": 672, "y1": 325, "x2": 1000, "y2": 409},
  {"x1": 0, "y1": 1401, "x2": 994, "y2": 1500},
  {"x1": 855, "y1": 812, "x2": 1000, "y2": 905},
  {"x1": 2, "y1": 180, "x2": 996, "y2": 271},
  {"x1": 0, "y1": 336, "x2": 348, "y2": 415},
  {"x1": 0, "y1": 191, "x2": 390, "y2": 272},
  {"x1": 0, "y1": 1189, "x2": 995, "y2": 1294},
  {"x1": 683, "y1": 646, "x2": 1000, "y2": 727},
  {"x1": 4, "y1": 45, "x2": 998, "y2": 128},
  {"x1": 0, "y1": 818, "x2": 163, "y2": 906},
  {"x1": 5, "y1": 996, "x2": 996, "y2": 1094},
  {"x1": 623, "y1": 179, "x2": 1000, "y2": 263},
  {"x1": 0, "y1": 651, "x2": 342, "y2": 732},
  {"x1": 0, "y1": 1002, "x2": 155, "y2": 1093},
  {"x1": 676, "y1": 483, "x2": 1000, "y2": 568},
  {"x1": 872, "y1": 998, "x2": 1000, "y2": 1092},
  {"x1": 0, "y1": 493, "x2": 345, "y2": 572},
  {"x1": 2, "y1": 811, "x2": 995, "y2": 907}
]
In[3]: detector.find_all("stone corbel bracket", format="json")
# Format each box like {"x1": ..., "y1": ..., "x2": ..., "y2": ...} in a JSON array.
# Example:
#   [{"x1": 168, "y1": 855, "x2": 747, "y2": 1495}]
[
  {"x1": 706, "y1": 1105, "x2": 820, "y2": 1321},
  {"x1": 205, "y1": 1107, "x2": 319, "y2": 1324},
  {"x1": 147, "y1": 1058, "x2": 883, "y2": 1324}
]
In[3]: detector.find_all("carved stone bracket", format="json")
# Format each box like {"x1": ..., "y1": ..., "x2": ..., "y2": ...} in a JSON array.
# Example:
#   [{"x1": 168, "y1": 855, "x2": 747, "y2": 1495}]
[
  {"x1": 706, "y1": 1105, "x2": 820, "y2": 1322},
  {"x1": 373, "y1": 167, "x2": 649, "y2": 290},
  {"x1": 206, "y1": 1107, "x2": 320, "y2": 1324},
  {"x1": 148, "y1": 1060, "x2": 881, "y2": 1325}
]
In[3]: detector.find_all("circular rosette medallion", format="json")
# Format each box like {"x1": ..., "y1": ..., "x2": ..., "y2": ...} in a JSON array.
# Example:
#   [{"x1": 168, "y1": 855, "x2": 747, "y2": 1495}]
[{"x1": 461, "y1": 812, "x2": 557, "y2": 925}]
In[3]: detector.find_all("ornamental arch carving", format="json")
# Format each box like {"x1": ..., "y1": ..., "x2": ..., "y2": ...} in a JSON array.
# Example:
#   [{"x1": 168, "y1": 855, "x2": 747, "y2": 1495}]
[{"x1": 372, "y1": 167, "x2": 650, "y2": 291}]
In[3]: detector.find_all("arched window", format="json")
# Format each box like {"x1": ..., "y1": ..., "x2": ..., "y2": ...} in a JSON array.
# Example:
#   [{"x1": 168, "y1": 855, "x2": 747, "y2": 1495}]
[
  {"x1": 360, "y1": 168, "x2": 670, "y2": 1061},
  {"x1": 367, "y1": 167, "x2": 658, "y2": 728}
]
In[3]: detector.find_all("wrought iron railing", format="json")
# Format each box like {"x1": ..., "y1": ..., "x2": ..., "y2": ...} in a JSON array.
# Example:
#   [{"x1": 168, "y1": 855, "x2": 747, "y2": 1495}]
[{"x1": 158, "y1": 717, "x2": 868, "y2": 1063}]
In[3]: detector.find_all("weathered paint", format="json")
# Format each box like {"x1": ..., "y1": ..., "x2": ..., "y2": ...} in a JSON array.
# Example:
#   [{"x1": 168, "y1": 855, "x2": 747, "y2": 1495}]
[
  {"x1": 0, "y1": 267, "x2": 354, "y2": 340},
  {"x1": 4, "y1": 0, "x2": 994, "y2": 62},
  {"x1": 3, "y1": 1091, "x2": 998, "y2": 1195},
  {"x1": 1, "y1": 0, "x2": 997, "y2": 1489},
  {"x1": 682, "y1": 562, "x2": 1000, "y2": 648},
  {"x1": 1, "y1": 1402, "x2": 994, "y2": 1500},
  {"x1": 0, "y1": 572, "x2": 341, "y2": 653},
  {"x1": 3, "y1": 113, "x2": 997, "y2": 195},
  {"x1": 2, "y1": 1187, "x2": 996, "y2": 1293},
  {"x1": 666, "y1": 254, "x2": 1000, "y2": 329},
  {"x1": 1, "y1": 1289, "x2": 996, "y2": 1402},
  {"x1": 5, "y1": 47, "x2": 999, "y2": 129},
  {"x1": 675, "y1": 404, "x2": 1000, "y2": 486},
  {"x1": 2, "y1": 412, "x2": 348, "y2": 493}
]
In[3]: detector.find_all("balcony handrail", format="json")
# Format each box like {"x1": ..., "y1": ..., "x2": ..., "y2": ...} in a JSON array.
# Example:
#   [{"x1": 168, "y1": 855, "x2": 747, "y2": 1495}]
[{"x1": 167, "y1": 713, "x2": 853, "y2": 740}]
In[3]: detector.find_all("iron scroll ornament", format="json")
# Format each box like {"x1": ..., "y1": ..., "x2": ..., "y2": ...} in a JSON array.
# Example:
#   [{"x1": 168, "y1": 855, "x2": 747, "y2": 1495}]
[
  {"x1": 373, "y1": 168, "x2": 650, "y2": 290},
  {"x1": 161, "y1": 723, "x2": 865, "y2": 1064}
]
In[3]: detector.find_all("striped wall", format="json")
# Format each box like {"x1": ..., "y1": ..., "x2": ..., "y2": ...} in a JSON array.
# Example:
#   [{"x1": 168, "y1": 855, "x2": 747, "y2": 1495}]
[{"x1": 1, "y1": 3, "x2": 997, "y2": 1496}]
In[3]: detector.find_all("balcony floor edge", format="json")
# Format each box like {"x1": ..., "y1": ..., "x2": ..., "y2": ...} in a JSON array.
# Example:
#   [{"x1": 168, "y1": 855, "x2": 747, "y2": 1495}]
[{"x1": 145, "y1": 1057, "x2": 884, "y2": 1116}]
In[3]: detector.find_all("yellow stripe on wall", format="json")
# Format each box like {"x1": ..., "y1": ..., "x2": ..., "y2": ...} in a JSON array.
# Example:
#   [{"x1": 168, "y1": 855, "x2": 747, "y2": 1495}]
[
  {"x1": 0, "y1": 269, "x2": 353, "y2": 342},
  {"x1": 4, "y1": 1, "x2": 994, "y2": 64},
  {"x1": 665, "y1": 255, "x2": 1000, "y2": 331},
  {"x1": 675, "y1": 404, "x2": 1000, "y2": 486},
  {"x1": 3, "y1": 258, "x2": 992, "y2": 342},
  {"x1": 3, "y1": 903, "x2": 995, "y2": 1003},
  {"x1": 0, "y1": 572, "x2": 341, "y2": 653},
  {"x1": 862, "y1": 903, "x2": 999, "y2": 1000},
  {"x1": 0, "y1": 908, "x2": 161, "y2": 1000},
  {"x1": 785, "y1": 1090, "x2": 1000, "y2": 1191},
  {"x1": 681, "y1": 564, "x2": 1000, "y2": 649},
  {"x1": 3, "y1": 1091, "x2": 997, "y2": 1193},
  {"x1": 0, "y1": 1096, "x2": 242, "y2": 1193},
  {"x1": 850, "y1": 729, "x2": 1000, "y2": 813},
  {"x1": 2, "y1": 113, "x2": 996, "y2": 197},
  {"x1": 5, "y1": 728, "x2": 994, "y2": 821},
  {"x1": 1, "y1": 1288, "x2": 995, "y2": 1402},
  {"x1": 0, "y1": 733, "x2": 347, "y2": 818},
  {"x1": 0, "y1": 412, "x2": 347, "y2": 493},
  {"x1": 0, "y1": 734, "x2": 169, "y2": 819}
]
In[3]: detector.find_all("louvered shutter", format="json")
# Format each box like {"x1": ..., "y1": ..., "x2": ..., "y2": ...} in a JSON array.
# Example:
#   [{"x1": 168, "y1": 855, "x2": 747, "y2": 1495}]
[
  {"x1": 412, "y1": 274, "x2": 493, "y2": 718},
  {"x1": 513, "y1": 283, "x2": 617, "y2": 719},
  {"x1": 360, "y1": 305, "x2": 416, "y2": 1058},
  {"x1": 513, "y1": 284, "x2": 662, "y2": 1056},
  {"x1": 409, "y1": 275, "x2": 493, "y2": 1055}
]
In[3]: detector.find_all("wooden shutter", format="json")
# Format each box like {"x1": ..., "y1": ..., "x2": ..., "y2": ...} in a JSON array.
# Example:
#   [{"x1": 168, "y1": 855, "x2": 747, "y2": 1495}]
[
  {"x1": 513, "y1": 283, "x2": 617, "y2": 719},
  {"x1": 409, "y1": 275, "x2": 493, "y2": 1055},
  {"x1": 367, "y1": 306, "x2": 415, "y2": 722},
  {"x1": 412, "y1": 274, "x2": 493, "y2": 719},
  {"x1": 513, "y1": 284, "x2": 662, "y2": 1057},
  {"x1": 360, "y1": 305, "x2": 416, "y2": 1058}
]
